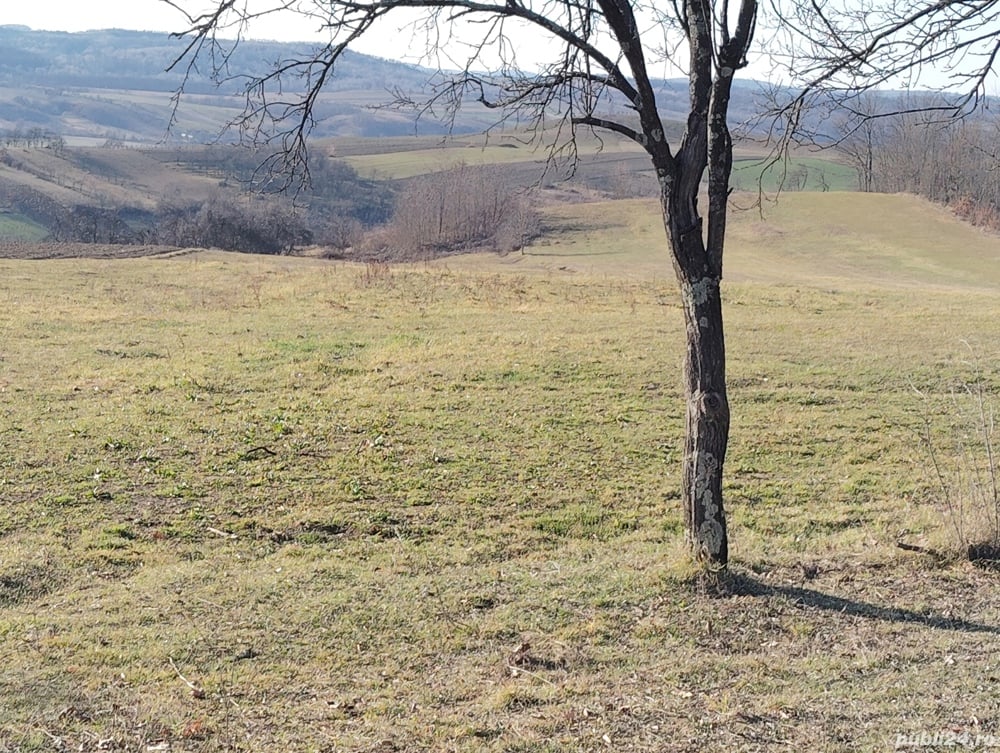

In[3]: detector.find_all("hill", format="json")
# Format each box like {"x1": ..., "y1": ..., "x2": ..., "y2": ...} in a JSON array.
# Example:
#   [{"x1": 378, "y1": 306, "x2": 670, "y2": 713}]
[
  {"x1": 0, "y1": 142, "x2": 396, "y2": 247},
  {"x1": 0, "y1": 25, "x2": 775, "y2": 145},
  {"x1": 436, "y1": 191, "x2": 1000, "y2": 290},
  {"x1": 0, "y1": 25, "x2": 471, "y2": 143}
]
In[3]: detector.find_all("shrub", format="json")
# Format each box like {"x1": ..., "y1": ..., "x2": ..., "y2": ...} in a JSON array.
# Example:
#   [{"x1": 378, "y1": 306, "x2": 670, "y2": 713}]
[
  {"x1": 918, "y1": 357, "x2": 1000, "y2": 564},
  {"x1": 154, "y1": 193, "x2": 311, "y2": 254}
]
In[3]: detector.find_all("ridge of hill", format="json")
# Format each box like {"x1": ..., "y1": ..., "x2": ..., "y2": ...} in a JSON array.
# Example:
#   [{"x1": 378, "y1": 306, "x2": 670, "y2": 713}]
[
  {"x1": 0, "y1": 26, "x2": 771, "y2": 145},
  {"x1": 0, "y1": 26, "x2": 466, "y2": 143}
]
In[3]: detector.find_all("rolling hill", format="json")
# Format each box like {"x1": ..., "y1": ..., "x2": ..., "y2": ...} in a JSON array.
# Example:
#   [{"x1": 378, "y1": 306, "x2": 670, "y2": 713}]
[
  {"x1": 432, "y1": 191, "x2": 1000, "y2": 292},
  {"x1": 0, "y1": 25, "x2": 776, "y2": 145},
  {"x1": 0, "y1": 25, "x2": 472, "y2": 143}
]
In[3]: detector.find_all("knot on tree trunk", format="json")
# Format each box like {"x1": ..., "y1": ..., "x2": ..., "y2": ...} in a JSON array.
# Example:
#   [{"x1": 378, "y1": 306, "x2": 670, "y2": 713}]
[{"x1": 692, "y1": 390, "x2": 726, "y2": 418}]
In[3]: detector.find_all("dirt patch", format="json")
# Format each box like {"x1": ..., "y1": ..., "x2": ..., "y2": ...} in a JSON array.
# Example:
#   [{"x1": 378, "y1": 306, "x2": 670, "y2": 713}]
[{"x1": 0, "y1": 242, "x2": 183, "y2": 260}]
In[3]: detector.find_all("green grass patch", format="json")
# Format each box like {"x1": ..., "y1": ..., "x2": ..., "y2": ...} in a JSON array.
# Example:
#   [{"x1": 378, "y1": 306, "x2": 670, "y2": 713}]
[
  {"x1": 337, "y1": 129, "x2": 646, "y2": 179},
  {"x1": 0, "y1": 210, "x2": 48, "y2": 241},
  {"x1": 730, "y1": 155, "x2": 858, "y2": 192}
]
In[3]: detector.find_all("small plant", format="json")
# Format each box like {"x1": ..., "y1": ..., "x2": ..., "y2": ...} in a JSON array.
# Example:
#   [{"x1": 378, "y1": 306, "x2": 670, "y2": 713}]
[
  {"x1": 357, "y1": 260, "x2": 393, "y2": 287},
  {"x1": 917, "y1": 354, "x2": 1000, "y2": 564}
]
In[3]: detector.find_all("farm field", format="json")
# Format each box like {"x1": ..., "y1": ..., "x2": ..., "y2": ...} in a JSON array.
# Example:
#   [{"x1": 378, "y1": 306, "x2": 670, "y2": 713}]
[
  {"x1": 1, "y1": 192, "x2": 999, "y2": 751},
  {"x1": 331, "y1": 131, "x2": 849, "y2": 188},
  {"x1": 0, "y1": 211, "x2": 47, "y2": 243}
]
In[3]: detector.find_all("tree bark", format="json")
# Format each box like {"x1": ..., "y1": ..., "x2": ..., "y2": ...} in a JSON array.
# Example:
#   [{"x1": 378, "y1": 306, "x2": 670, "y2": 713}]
[
  {"x1": 679, "y1": 270, "x2": 729, "y2": 566},
  {"x1": 664, "y1": 200, "x2": 731, "y2": 568}
]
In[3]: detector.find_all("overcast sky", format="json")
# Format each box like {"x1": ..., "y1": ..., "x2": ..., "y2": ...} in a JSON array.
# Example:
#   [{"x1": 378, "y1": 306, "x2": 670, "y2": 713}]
[{"x1": 6, "y1": 1, "x2": 315, "y2": 40}]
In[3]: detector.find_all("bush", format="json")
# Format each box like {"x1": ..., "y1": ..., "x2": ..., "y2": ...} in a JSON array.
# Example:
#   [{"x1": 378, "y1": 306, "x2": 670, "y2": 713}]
[
  {"x1": 51, "y1": 205, "x2": 150, "y2": 244},
  {"x1": 917, "y1": 357, "x2": 1000, "y2": 564}
]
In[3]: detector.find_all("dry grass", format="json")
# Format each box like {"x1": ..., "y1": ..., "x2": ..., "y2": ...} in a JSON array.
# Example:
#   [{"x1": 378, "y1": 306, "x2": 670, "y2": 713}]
[{"x1": 2, "y1": 193, "x2": 1000, "y2": 751}]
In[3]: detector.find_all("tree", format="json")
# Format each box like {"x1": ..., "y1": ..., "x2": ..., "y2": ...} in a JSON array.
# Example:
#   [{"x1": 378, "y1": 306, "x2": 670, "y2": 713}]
[
  {"x1": 762, "y1": 1, "x2": 1000, "y2": 152},
  {"x1": 831, "y1": 93, "x2": 886, "y2": 192},
  {"x1": 388, "y1": 163, "x2": 540, "y2": 257},
  {"x1": 166, "y1": 0, "x2": 752, "y2": 567},
  {"x1": 165, "y1": 0, "x2": 1000, "y2": 569}
]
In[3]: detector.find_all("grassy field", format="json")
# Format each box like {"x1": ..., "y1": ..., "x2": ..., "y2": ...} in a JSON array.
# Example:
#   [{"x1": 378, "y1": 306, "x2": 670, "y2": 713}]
[
  {"x1": 730, "y1": 157, "x2": 859, "y2": 193},
  {"x1": 332, "y1": 131, "x2": 852, "y2": 188},
  {"x1": 333, "y1": 130, "x2": 648, "y2": 180},
  {"x1": 2, "y1": 192, "x2": 999, "y2": 751},
  {"x1": 0, "y1": 211, "x2": 48, "y2": 242}
]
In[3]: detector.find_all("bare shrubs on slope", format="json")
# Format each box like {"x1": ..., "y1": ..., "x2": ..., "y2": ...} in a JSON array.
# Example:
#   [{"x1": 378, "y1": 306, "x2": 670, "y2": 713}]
[
  {"x1": 155, "y1": 193, "x2": 312, "y2": 254},
  {"x1": 873, "y1": 115, "x2": 1000, "y2": 231},
  {"x1": 380, "y1": 163, "x2": 540, "y2": 260}
]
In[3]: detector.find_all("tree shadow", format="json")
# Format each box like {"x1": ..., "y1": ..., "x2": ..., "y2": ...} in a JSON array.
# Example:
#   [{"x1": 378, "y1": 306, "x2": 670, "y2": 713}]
[{"x1": 722, "y1": 571, "x2": 1000, "y2": 635}]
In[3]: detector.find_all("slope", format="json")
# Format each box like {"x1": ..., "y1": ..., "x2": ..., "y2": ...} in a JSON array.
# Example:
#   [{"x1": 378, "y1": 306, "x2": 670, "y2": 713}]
[{"x1": 438, "y1": 192, "x2": 1000, "y2": 292}]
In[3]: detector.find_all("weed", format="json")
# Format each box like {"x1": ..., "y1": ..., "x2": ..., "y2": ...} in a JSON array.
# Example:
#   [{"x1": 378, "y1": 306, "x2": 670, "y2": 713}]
[{"x1": 916, "y1": 350, "x2": 1000, "y2": 564}]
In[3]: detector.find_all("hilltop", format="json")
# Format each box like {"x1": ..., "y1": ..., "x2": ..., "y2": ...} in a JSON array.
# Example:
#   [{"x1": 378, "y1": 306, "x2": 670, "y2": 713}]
[{"x1": 0, "y1": 25, "x2": 453, "y2": 143}]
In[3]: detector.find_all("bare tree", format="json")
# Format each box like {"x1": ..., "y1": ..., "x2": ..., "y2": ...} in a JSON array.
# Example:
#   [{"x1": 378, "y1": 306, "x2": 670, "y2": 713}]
[
  {"x1": 387, "y1": 163, "x2": 539, "y2": 257},
  {"x1": 866, "y1": 111, "x2": 1000, "y2": 228},
  {"x1": 165, "y1": 0, "x2": 757, "y2": 567},
  {"x1": 831, "y1": 93, "x2": 886, "y2": 192},
  {"x1": 763, "y1": 1, "x2": 1000, "y2": 154}
]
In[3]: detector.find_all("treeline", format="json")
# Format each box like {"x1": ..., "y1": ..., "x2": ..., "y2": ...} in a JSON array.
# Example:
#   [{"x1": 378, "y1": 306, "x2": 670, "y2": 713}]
[
  {"x1": 375, "y1": 163, "x2": 540, "y2": 259},
  {"x1": 838, "y1": 104, "x2": 1000, "y2": 229},
  {"x1": 156, "y1": 146, "x2": 393, "y2": 226},
  {"x1": 872, "y1": 117, "x2": 1000, "y2": 229},
  {"x1": 2, "y1": 127, "x2": 64, "y2": 150},
  {"x1": 48, "y1": 195, "x2": 311, "y2": 254}
]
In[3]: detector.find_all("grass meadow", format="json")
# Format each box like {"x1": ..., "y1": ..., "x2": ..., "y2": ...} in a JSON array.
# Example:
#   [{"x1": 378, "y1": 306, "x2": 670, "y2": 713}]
[
  {"x1": 0, "y1": 212, "x2": 48, "y2": 243},
  {"x1": 1, "y1": 192, "x2": 1000, "y2": 751}
]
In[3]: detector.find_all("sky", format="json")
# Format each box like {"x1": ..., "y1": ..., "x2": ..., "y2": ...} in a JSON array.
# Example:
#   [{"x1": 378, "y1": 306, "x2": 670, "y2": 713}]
[
  {"x1": 3, "y1": 0, "x2": 414, "y2": 60},
  {"x1": 4, "y1": 0, "x2": 987, "y2": 92},
  {"x1": 6, "y1": 1, "x2": 320, "y2": 41}
]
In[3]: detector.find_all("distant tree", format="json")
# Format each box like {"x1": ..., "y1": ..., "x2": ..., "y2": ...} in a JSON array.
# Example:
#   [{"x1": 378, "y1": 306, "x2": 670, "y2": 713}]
[
  {"x1": 166, "y1": 0, "x2": 1000, "y2": 568},
  {"x1": 52, "y1": 205, "x2": 140, "y2": 244},
  {"x1": 830, "y1": 94, "x2": 887, "y2": 192},
  {"x1": 155, "y1": 192, "x2": 312, "y2": 254},
  {"x1": 311, "y1": 213, "x2": 363, "y2": 251},
  {"x1": 763, "y1": 2, "x2": 1000, "y2": 160},
  {"x1": 865, "y1": 112, "x2": 1000, "y2": 229}
]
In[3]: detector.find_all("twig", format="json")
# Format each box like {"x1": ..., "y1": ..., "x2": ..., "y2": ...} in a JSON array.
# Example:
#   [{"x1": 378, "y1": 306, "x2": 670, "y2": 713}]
[
  {"x1": 241, "y1": 445, "x2": 276, "y2": 459},
  {"x1": 34, "y1": 727, "x2": 63, "y2": 746},
  {"x1": 169, "y1": 657, "x2": 206, "y2": 699},
  {"x1": 896, "y1": 540, "x2": 946, "y2": 560},
  {"x1": 205, "y1": 526, "x2": 236, "y2": 539},
  {"x1": 506, "y1": 663, "x2": 557, "y2": 686}
]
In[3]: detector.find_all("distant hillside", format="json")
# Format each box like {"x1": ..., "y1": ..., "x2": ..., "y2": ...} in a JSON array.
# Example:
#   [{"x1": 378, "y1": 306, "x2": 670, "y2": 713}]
[
  {"x1": 0, "y1": 26, "x2": 778, "y2": 146},
  {"x1": 0, "y1": 142, "x2": 396, "y2": 247},
  {"x1": 0, "y1": 26, "x2": 473, "y2": 143}
]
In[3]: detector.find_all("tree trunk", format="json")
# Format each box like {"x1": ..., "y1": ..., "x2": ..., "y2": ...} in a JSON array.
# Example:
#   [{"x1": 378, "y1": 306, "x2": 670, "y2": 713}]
[
  {"x1": 680, "y1": 272, "x2": 730, "y2": 566},
  {"x1": 665, "y1": 207, "x2": 731, "y2": 568}
]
